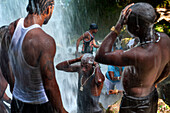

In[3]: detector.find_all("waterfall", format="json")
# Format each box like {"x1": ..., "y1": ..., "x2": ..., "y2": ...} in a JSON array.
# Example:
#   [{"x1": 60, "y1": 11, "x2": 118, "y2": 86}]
[
  {"x1": 0, "y1": 0, "x2": 123, "y2": 112},
  {"x1": 0, "y1": 0, "x2": 78, "y2": 112}
]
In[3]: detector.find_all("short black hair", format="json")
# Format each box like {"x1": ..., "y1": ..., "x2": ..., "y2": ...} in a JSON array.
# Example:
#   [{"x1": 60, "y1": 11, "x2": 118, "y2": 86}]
[
  {"x1": 89, "y1": 23, "x2": 98, "y2": 30},
  {"x1": 128, "y1": 3, "x2": 156, "y2": 28},
  {"x1": 26, "y1": 0, "x2": 54, "y2": 15}
]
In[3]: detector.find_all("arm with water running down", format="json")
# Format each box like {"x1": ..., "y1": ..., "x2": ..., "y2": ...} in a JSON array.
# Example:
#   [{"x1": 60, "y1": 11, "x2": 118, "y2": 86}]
[
  {"x1": 95, "y1": 3, "x2": 135, "y2": 66},
  {"x1": 94, "y1": 63, "x2": 105, "y2": 86},
  {"x1": 56, "y1": 56, "x2": 82, "y2": 72},
  {"x1": 40, "y1": 34, "x2": 68, "y2": 113}
]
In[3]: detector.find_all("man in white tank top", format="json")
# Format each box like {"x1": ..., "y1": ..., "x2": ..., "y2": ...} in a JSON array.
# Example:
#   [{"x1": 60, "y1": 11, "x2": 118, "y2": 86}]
[{"x1": 1, "y1": 0, "x2": 67, "y2": 113}]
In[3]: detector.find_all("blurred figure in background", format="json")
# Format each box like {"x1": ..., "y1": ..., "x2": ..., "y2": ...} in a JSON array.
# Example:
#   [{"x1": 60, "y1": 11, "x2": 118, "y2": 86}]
[{"x1": 76, "y1": 23, "x2": 99, "y2": 57}]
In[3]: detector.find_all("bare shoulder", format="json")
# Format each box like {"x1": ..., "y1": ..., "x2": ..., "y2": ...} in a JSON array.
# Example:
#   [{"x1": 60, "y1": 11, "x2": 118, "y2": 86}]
[
  {"x1": 159, "y1": 32, "x2": 170, "y2": 45},
  {"x1": 29, "y1": 28, "x2": 56, "y2": 55},
  {"x1": 84, "y1": 31, "x2": 89, "y2": 35},
  {"x1": 159, "y1": 32, "x2": 169, "y2": 39},
  {"x1": 32, "y1": 28, "x2": 55, "y2": 45},
  {"x1": 159, "y1": 32, "x2": 170, "y2": 53}
]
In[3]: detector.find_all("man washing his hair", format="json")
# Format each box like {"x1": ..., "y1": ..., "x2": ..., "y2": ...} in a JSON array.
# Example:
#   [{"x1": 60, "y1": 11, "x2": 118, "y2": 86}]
[
  {"x1": 95, "y1": 3, "x2": 170, "y2": 113},
  {"x1": 56, "y1": 53, "x2": 105, "y2": 113}
]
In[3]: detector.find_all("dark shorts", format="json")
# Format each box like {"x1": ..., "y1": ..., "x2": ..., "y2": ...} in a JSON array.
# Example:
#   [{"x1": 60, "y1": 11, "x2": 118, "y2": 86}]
[
  {"x1": 11, "y1": 97, "x2": 55, "y2": 113},
  {"x1": 119, "y1": 88, "x2": 158, "y2": 113}
]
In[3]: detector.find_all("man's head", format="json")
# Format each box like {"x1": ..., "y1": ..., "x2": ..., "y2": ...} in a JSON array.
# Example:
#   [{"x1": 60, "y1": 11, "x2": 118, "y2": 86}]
[
  {"x1": 81, "y1": 53, "x2": 94, "y2": 75},
  {"x1": 89, "y1": 23, "x2": 98, "y2": 34},
  {"x1": 126, "y1": 3, "x2": 156, "y2": 37},
  {"x1": 26, "y1": 0, "x2": 54, "y2": 24}
]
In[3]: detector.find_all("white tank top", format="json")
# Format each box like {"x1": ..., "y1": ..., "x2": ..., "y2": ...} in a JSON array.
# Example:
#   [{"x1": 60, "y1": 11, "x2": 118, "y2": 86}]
[{"x1": 8, "y1": 18, "x2": 48, "y2": 104}]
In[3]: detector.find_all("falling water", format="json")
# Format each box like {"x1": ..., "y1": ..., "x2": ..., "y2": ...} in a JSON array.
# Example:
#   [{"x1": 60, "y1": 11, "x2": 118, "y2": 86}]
[
  {"x1": 0, "y1": 0, "x2": 123, "y2": 112},
  {"x1": 0, "y1": 0, "x2": 78, "y2": 112}
]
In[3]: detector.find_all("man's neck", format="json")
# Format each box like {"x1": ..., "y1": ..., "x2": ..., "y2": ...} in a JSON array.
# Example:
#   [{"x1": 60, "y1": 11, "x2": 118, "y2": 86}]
[
  {"x1": 139, "y1": 29, "x2": 155, "y2": 43},
  {"x1": 83, "y1": 69, "x2": 94, "y2": 78},
  {"x1": 24, "y1": 14, "x2": 45, "y2": 27}
]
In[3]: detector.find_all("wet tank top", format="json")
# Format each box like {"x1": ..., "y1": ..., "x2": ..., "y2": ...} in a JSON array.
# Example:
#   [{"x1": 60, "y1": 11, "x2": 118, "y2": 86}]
[
  {"x1": 82, "y1": 31, "x2": 94, "y2": 54},
  {"x1": 8, "y1": 18, "x2": 48, "y2": 104},
  {"x1": 77, "y1": 72, "x2": 102, "y2": 113}
]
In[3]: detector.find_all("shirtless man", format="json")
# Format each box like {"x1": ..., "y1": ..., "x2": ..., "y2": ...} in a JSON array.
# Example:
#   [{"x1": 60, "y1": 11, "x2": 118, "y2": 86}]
[
  {"x1": 0, "y1": 0, "x2": 67, "y2": 113},
  {"x1": 95, "y1": 3, "x2": 170, "y2": 113},
  {"x1": 56, "y1": 53, "x2": 105, "y2": 113},
  {"x1": 76, "y1": 23, "x2": 99, "y2": 56}
]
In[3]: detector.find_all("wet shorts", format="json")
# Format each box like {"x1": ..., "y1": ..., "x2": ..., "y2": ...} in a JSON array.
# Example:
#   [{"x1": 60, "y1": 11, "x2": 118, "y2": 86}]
[
  {"x1": 11, "y1": 97, "x2": 55, "y2": 113},
  {"x1": 119, "y1": 88, "x2": 158, "y2": 113}
]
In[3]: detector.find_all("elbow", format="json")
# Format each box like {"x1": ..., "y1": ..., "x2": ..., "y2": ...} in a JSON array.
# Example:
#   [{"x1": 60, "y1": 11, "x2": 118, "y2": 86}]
[
  {"x1": 95, "y1": 52, "x2": 105, "y2": 63},
  {"x1": 55, "y1": 65, "x2": 59, "y2": 70}
]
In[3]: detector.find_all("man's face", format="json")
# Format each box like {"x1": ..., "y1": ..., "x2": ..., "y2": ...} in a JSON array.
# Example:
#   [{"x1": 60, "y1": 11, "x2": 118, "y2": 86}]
[
  {"x1": 93, "y1": 29, "x2": 98, "y2": 34},
  {"x1": 81, "y1": 61, "x2": 93, "y2": 75},
  {"x1": 43, "y1": 4, "x2": 54, "y2": 24}
]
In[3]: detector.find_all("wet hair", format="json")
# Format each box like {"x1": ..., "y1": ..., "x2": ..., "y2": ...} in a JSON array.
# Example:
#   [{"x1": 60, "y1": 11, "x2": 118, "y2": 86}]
[
  {"x1": 89, "y1": 23, "x2": 98, "y2": 30},
  {"x1": 127, "y1": 3, "x2": 156, "y2": 30},
  {"x1": 26, "y1": 0, "x2": 54, "y2": 15},
  {"x1": 81, "y1": 53, "x2": 94, "y2": 64}
]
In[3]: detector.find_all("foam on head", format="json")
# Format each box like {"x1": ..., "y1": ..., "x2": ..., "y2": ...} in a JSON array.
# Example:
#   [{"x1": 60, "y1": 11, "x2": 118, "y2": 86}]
[{"x1": 81, "y1": 53, "x2": 94, "y2": 64}]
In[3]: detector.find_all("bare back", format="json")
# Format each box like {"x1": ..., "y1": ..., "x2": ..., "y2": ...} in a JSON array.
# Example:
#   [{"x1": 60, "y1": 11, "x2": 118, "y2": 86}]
[{"x1": 122, "y1": 32, "x2": 170, "y2": 96}]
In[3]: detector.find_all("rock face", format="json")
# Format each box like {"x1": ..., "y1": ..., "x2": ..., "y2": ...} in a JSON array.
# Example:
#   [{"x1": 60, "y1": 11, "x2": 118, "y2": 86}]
[{"x1": 157, "y1": 76, "x2": 170, "y2": 106}]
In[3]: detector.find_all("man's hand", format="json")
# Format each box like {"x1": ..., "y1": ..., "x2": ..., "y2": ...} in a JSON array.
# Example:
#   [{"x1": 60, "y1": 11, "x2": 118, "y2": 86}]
[
  {"x1": 109, "y1": 90, "x2": 119, "y2": 95},
  {"x1": 116, "y1": 3, "x2": 134, "y2": 26}
]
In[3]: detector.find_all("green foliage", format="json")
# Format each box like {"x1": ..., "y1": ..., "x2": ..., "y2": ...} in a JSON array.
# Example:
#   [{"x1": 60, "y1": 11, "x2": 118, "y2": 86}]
[{"x1": 154, "y1": 20, "x2": 170, "y2": 36}]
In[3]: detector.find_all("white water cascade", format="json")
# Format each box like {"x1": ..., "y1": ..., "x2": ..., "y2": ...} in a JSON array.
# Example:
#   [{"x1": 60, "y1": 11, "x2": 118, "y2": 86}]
[
  {"x1": 0, "y1": 0, "x2": 78, "y2": 112},
  {"x1": 0, "y1": 0, "x2": 121, "y2": 112}
]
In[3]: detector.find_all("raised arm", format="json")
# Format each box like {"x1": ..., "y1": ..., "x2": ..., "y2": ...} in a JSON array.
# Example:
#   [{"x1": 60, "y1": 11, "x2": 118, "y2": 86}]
[
  {"x1": 95, "y1": 4, "x2": 134, "y2": 66},
  {"x1": 39, "y1": 34, "x2": 67, "y2": 113},
  {"x1": 56, "y1": 56, "x2": 82, "y2": 72}
]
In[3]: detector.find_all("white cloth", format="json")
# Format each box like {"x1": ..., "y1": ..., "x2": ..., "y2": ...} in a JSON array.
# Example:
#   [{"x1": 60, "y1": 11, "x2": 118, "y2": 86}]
[
  {"x1": 127, "y1": 39, "x2": 135, "y2": 48},
  {"x1": 8, "y1": 18, "x2": 48, "y2": 104}
]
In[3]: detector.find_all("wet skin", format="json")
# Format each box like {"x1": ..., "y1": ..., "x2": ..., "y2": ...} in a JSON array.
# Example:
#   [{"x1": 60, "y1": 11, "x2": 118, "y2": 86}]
[
  {"x1": 76, "y1": 29, "x2": 99, "y2": 54},
  {"x1": 95, "y1": 3, "x2": 170, "y2": 97},
  {"x1": 0, "y1": 69, "x2": 8, "y2": 100},
  {"x1": 0, "y1": 4, "x2": 67, "y2": 113},
  {"x1": 56, "y1": 56, "x2": 105, "y2": 97}
]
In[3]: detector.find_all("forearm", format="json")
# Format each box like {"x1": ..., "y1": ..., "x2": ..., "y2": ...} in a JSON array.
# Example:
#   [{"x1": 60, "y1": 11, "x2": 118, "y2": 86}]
[
  {"x1": 45, "y1": 82, "x2": 67, "y2": 113},
  {"x1": 76, "y1": 40, "x2": 80, "y2": 52},
  {"x1": 95, "y1": 23, "x2": 122, "y2": 62},
  {"x1": 56, "y1": 57, "x2": 81, "y2": 70},
  {"x1": 111, "y1": 76, "x2": 121, "y2": 81},
  {"x1": 94, "y1": 44, "x2": 99, "y2": 48},
  {"x1": 95, "y1": 64, "x2": 105, "y2": 85}
]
